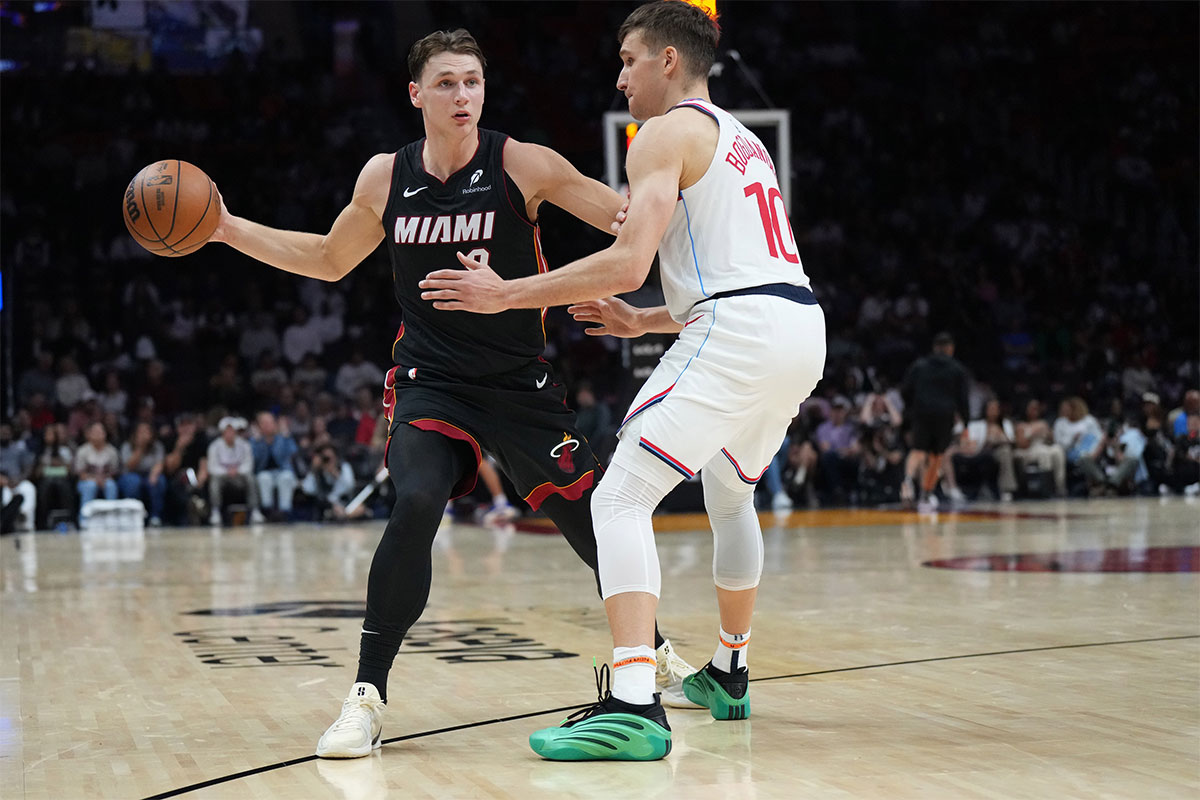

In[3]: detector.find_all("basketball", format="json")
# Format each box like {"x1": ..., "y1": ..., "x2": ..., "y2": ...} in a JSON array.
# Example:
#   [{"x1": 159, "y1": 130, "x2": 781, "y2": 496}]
[{"x1": 122, "y1": 159, "x2": 219, "y2": 257}]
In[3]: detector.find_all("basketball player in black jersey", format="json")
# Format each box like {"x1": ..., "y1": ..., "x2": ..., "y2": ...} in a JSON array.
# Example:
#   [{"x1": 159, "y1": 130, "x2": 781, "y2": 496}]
[{"x1": 206, "y1": 29, "x2": 697, "y2": 759}]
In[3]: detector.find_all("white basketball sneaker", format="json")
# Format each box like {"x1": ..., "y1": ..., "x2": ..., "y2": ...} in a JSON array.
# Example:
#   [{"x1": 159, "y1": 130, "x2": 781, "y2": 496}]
[
  {"x1": 656, "y1": 639, "x2": 703, "y2": 708},
  {"x1": 316, "y1": 682, "x2": 385, "y2": 758}
]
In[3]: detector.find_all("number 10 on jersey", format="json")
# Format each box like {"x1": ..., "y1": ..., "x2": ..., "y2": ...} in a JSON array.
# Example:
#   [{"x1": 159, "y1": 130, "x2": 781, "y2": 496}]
[{"x1": 744, "y1": 182, "x2": 799, "y2": 264}]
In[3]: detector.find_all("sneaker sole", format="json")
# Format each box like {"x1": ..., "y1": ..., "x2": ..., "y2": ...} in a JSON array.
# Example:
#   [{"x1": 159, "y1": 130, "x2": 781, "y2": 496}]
[
  {"x1": 316, "y1": 730, "x2": 382, "y2": 759},
  {"x1": 529, "y1": 714, "x2": 671, "y2": 761},
  {"x1": 683, "y1": 672, "x2": 750, "y2": 721},
  {"x1": 659, "y1": 683, "x2": 704, "y2": 709}
]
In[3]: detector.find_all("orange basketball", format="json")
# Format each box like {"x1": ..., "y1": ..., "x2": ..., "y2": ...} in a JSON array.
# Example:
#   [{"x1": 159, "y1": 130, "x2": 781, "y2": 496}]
[{"x1": 122, "y1": 160, "x2": 219, "y2": 257}]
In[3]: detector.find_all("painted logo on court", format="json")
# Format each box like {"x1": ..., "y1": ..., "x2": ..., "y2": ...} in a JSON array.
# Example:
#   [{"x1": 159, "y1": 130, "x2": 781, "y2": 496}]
[{"x1": 180, "y1": 603, "x2": 577, "y2": 665}]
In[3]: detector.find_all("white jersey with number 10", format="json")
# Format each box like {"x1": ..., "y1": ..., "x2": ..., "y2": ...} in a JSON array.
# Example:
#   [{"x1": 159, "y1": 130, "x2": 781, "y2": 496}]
[{"x1": 655, "y1": 99, "x2": 810, "y2": 323}]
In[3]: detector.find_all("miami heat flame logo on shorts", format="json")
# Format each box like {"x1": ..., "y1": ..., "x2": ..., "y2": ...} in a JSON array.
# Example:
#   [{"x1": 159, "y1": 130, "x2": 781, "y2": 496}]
[{"x1": 550, "y1": 432, "x2": 580, "y2": 473}]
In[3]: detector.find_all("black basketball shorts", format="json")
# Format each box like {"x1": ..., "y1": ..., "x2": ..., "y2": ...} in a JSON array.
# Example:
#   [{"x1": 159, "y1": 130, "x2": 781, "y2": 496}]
[
  {"x1": 908, "y1": 409, "x2": 956, "y2": 455},
  {"x1": 382, "y1": 359, "x2": 601, "y2": 510}
]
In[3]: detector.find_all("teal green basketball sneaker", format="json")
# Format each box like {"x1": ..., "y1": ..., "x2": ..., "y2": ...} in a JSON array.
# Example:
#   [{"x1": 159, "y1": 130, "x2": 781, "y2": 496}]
[
  {"x1": 682, "y1": 662, "x2": 750, "y2": 720},
  {"x1": 530, "y1": 663, "x2": 672, "y2": 761}
]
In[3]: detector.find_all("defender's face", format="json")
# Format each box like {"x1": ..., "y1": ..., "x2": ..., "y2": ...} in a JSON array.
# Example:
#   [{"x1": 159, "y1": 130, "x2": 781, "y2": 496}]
[
  {"x1": 410, "y1": 53, "x2": 485, "y2": 132},
  {"x1": 617, "y1": 31, "x2": 664, "y2": 121}
]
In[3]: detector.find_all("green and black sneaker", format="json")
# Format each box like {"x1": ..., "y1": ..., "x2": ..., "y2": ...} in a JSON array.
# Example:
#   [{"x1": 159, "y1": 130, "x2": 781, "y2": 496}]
[
  {"x1": 529, "y1": 663, "x2": 672, "y2": 761},
  {"x1": 682, "y1": 661, "x2": 750, "y2": 720}
]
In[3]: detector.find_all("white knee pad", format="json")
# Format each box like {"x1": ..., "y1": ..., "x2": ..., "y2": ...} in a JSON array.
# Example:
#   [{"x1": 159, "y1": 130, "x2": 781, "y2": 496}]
[
  {"x1": 703, "y1": 469, "x2": 763, "y2": 591},
  {"x1": 591, "y1": 437, "x2": 683, "y2": 600}
]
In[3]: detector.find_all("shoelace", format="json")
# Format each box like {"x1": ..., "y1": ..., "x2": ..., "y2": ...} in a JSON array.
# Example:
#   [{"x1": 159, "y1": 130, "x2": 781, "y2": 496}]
[
  {"x1": 328, "y1": 698, "x2": 374, "y2": 733},
  {"x1": 659, "y1": 647, "x2": 692, "y2": 680},
  {"x1": 562, "y1": 661, "x2": 612, "y2": 726}
]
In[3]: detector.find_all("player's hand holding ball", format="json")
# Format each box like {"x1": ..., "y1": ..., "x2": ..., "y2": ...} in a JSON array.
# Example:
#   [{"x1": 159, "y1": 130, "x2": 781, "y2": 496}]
[{"x1": 122, "y1": 159, "x2": 224, "y2": 256}]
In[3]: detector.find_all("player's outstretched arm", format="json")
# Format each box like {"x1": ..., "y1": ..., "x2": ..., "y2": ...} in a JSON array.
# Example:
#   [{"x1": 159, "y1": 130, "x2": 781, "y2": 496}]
[
  {"x1": 421, "y1": 117, "x2": 683, "y2": 313},
  {"x1": 504, "y1": 140, "x2": 626, "y2": 235},
  {"x1": 209, "y1": 153, "x2": 391, "y2": 282}
]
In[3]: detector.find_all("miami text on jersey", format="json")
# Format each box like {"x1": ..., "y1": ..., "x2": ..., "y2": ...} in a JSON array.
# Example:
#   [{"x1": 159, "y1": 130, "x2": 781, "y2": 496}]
[{"x1": 393, "y1": 211, "x2": 497, "y2": 245}]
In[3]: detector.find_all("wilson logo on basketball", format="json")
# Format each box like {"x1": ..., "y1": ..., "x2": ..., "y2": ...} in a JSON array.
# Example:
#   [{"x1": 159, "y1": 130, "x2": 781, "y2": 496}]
[{"x1": 551, "y1": 433, "x2": 580, "y2": 473}]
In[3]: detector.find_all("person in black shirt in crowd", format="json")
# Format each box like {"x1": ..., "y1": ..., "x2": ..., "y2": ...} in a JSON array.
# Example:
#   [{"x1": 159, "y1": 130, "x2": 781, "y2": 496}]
[
  {"x1": 900, "y1": 332, "x2": 970, "y2": 511},
  {"x1": 201, "y1": 29, "x2": 695, "y2": 759},
  {"x1": 161, "y1": 413, "x2": 210, "y2": 525}
]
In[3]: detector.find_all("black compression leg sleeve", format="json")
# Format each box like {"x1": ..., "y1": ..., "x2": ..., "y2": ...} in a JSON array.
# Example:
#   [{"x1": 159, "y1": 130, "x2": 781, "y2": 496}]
[{"x1": 356, "y1": 424, "x2": 474, "y2": 702}]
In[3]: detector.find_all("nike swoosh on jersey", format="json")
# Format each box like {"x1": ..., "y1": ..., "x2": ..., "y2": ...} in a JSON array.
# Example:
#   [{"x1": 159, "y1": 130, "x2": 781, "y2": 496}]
[
  {"x1": 403, "y1": 186, "x2": 428, "y2": 197},
  {"x1": 536, "y1": 374, "x2": 548, "y2": 388}
]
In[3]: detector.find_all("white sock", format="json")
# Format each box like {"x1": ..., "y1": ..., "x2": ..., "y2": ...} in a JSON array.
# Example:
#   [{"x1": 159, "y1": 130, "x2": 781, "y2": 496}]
[
  {"x1": 611, "y1": 645, "x2": 657, "y2": 705},
  {"x1": 492, "y1": 494, "x2": 509, "y2": 507},
  {"x1": 712, "y1": 627, "x2": 750, "y2": 673}
]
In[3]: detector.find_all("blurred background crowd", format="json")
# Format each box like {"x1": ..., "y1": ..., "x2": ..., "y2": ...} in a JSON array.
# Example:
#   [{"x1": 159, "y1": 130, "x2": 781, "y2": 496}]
[{"x1": 1, "y1": 1, "x2": 1196, "y2": 530}]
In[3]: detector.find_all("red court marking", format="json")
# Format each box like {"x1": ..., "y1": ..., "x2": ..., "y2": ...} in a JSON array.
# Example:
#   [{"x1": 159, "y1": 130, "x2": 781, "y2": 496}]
[{"x1": 925, "y1": 546, "x2": 1199, "y2": 573}]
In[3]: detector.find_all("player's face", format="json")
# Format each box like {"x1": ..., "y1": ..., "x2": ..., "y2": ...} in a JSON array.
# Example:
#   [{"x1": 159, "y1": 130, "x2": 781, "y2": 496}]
[
  {"x1": 616, "y1": 31, "x2": 665, "y2": 121},
  {"x1": 410, "y1": 53, "x2": 485, "y2": 133}
]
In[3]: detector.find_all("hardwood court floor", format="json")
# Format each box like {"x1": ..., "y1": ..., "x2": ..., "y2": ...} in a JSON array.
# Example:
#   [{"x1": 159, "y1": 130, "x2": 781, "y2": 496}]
[{"x1": 2, "y1": 498, "x2": 1197, "y2": 799}]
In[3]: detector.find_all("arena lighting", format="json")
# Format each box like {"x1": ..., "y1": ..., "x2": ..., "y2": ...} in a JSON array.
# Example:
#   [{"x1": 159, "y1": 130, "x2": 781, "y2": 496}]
[{"x1": 679, "y1": 0, "x2": 718, "y2": 20}]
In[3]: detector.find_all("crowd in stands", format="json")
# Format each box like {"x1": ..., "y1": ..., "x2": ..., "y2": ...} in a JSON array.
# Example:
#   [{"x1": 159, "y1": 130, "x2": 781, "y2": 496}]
[{"x1": 2, "y1": 2, "x2": 1196, "y2": 530}]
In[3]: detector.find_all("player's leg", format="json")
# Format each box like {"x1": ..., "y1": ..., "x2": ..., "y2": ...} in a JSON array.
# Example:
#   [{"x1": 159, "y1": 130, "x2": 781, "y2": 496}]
[
  {"x1": 316, "y1": 423, "x2": 473, "y2": 758},
  {"x1": 529, "y1": 437, "x2": 682, "y2": 761},
  {"x1": 681, "y1": 466, "x2": 758, "y2": 720},
  {"x1": 902, "y1": 448, "x2": 925, "y2": 506},
  {"x1": 538, "y1": 487, "x2": 699, "y2": 707}
]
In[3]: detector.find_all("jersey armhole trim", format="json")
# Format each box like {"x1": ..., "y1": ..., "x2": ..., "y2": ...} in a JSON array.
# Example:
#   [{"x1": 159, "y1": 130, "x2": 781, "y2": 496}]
[
  {"x1": 500, "y1": 136, "x2": 539, "y2": 230},
  {"x1": 381, "y1": 151, "x2": 402, "y2": 226}
]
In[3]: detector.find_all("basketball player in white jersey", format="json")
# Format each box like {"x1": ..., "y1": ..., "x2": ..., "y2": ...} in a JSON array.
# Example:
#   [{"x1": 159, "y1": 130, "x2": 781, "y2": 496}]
[{"x1": 420, "y1": 1, "x2": 826, "y2": 760}]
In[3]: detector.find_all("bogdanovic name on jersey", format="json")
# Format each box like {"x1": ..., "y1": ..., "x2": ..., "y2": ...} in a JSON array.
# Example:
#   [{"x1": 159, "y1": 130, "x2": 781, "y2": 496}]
[
  {"x1": 724, "y1": 133, "x2": 776, "y2": 176},
  {"x1": 393, "y1": 211, "x2": 496, "y2": 245}
]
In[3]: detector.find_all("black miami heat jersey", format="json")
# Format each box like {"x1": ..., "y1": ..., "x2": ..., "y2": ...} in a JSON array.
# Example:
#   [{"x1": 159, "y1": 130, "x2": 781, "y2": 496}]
[{"x1": 382, "y1": 129, "x2": 548, "y2": 379}]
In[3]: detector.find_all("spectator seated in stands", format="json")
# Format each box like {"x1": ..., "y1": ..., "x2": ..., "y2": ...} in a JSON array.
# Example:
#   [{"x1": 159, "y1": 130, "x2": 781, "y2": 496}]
[
  {"x1": 34, "y1": 423, "x2": 75, "y2": 529},
  {"x1": 814, "y1": 396, "x2": 861, "y2": 505},
  {"x1": 952, "y1": 399, "x2": 1018, "y2": 502},
  {"x1": 1014, "y1": 398, "x2": 1067, "y2": 497},
  {"x1": 206, "y1": 417, "x2": 265, "y2": 525},
  {"x1": 17, "y1": 352, "x2": 56, "y2": 408},
  {"x1": 54, "y1": 355, "x2": 94, "y2": 415},
  {"x1": 1169, "y1": 389, "x2": 1199, "y2": 437},
  {"x1": 857, "y1": 421, "x2": 905, "y2": 505},
  {"x1": 118, "y1": 421, "x2": 167, "y2": 526},
  {"x1": 162, "y1": 413, "x2": 209, "y2": 526},
  {"x1": 1053, "y1": 396, "x2": 1107, "y2": 496},
  {"x1": 74, "y1": 421, "x2": 120, "y2": 518},
  {"x1": 1169, "y1": 413, "x2": 1200, "y2": 496},
  {"x1": 249, "y1": 352, "x2": 289, "y2": 405},
  {"x1": 0, "y1": 423, "x2": 37, "y2": 532},
  {"x1": 779, "y1": 409, "x2": 820, "y2": 509},
  {"x1": 251, "y1": 411, "x2": 299, "y2": 522},
  {"x1": 1105, "y1": 416, "x2": 1150, "y2": 495},
  {"x1": 301, "y1": 443, "x2": 366, "y2": 521},
  {"x1": 334, "y1": 347, "x2": 384, "y2": 400}
]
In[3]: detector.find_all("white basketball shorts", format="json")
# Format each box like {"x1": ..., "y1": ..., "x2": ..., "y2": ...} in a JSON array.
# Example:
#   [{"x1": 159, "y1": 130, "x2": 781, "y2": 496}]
[{"x1": 617, "y1": 293, "x2": 827, "y2": 489}]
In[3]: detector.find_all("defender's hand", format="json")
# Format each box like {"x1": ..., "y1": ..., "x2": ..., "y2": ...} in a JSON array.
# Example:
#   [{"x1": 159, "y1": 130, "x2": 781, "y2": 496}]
[
  {"x1": 567, "y1": 296, "x2": 644, "y2": 338},
  {"x1": 420, "y1": 252, "x2": 510, "y2": 313},
  {"x1": 611, "y1": 195, "x2": 630, "y2": 235}
]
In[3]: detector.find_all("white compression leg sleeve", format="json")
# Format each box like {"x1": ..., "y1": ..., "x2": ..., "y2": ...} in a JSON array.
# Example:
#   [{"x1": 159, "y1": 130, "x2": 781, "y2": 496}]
[
  {"x1": 591, "y1": 438, "x2": 684, "y2": 600},
  {"x1": 703, "y1": 468, "x2": 764, "y2": 591}
]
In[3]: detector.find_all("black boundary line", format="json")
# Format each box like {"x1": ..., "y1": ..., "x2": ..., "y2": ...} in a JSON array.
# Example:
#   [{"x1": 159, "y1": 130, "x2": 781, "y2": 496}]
[{"x1": 140, "y1": 633, "x2": 1198, "y2": 800}]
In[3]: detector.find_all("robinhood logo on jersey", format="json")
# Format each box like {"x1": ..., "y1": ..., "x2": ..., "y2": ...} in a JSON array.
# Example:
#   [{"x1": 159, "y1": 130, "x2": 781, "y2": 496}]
[{"x1": 462, "y1": 168, "x2": 491, "y2": 194}]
